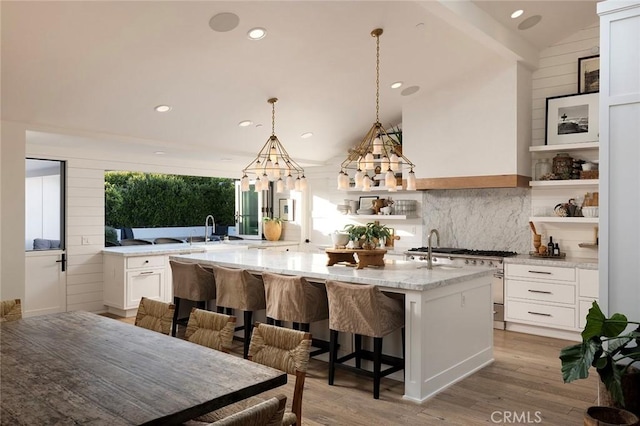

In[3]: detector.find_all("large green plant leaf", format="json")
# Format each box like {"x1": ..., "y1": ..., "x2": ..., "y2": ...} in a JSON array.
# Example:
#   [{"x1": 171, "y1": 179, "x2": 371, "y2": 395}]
[
  {"x1": 582, "y1": 301, "x2": 628, "y2": 340},
  {"x1": 560, "y1": 339, "x2": 600, "y2": 383}
]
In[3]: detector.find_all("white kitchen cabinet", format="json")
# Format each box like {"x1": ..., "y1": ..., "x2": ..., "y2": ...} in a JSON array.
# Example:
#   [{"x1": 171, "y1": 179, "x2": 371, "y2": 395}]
[
  {"x1": 578, "y1": 268, "x2": 599, "y2": 329},
  {"x1": 505, "y1": 262, "x2": 599, "y2": 340},
  {"x1": 103, "y1": 253, "x2": 168, "y2": 317}
]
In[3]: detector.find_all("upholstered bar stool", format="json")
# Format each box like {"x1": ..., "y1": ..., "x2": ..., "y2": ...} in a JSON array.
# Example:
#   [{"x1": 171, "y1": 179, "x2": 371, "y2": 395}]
[
  {"x1": 169, "y1": 260, "x2": 216, "y2": 337},
  {"x1": 212, "y1": 265, "x2": 266, "y2": 359},
  {"x1": 262, "y1": 272, "x2": 330, "y2": 356},
  {"x1": 325, "y1": 279, "x2": 405, "y2": 399}
]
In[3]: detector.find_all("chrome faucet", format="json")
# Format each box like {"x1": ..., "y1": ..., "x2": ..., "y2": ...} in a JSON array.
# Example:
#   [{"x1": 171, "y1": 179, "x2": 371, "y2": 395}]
[
  {"x1": 426, "y1": 229, "x2": 440, "y2": 270},
  {"x1": 204, "y1": 215, "x2": 215, "y2": 244}
]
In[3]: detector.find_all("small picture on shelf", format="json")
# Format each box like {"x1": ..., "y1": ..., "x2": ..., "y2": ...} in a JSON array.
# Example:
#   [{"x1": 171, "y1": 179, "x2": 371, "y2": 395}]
[{"x1": 545, "y1": 93, "x2": 599, "y2": 145}]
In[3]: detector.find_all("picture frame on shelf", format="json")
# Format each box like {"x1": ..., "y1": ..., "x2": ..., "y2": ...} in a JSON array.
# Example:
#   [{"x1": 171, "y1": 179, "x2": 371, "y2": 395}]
[
  {"x1": 358, "y1": 195, "x2": 379, "y2": 211},
  {"x1": 578, "y1": 55, "x2": 599, "y2": 94},
  {"x1": 278, "y1": 198, "x2": 294, "y2": 221},
  {"x1": 545, "y1": 93, "x2": 599, "y2": 145}
]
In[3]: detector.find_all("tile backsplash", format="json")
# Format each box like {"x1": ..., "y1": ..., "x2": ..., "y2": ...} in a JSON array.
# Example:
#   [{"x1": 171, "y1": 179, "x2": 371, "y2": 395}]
[{"x1": 421, "y1": 188, "x2": 531, "y2": 254}]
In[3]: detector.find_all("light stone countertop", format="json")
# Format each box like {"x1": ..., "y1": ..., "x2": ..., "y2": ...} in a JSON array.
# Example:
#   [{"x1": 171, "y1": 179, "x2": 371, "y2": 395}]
[
  {"x1": 504, "y1": 254, "x2": 598, "y2": 270},
  {"x1": 170, "y1": 250, "x2": 493, "y2": 292},
  {"x1": 102, "y1": 240, "x2": 297, "y2": 257}
]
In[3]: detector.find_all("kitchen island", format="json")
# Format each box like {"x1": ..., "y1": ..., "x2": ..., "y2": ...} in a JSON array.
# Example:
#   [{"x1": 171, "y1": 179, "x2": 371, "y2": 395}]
[{"x1": 171, "y1": 249, "x2": 495, "y2": 403}]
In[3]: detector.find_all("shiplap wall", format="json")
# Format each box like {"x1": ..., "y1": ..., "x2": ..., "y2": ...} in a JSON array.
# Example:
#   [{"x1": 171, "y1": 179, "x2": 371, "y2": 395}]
[{"x1": 530, "y1": 21, "x2": 600, "y2": 258}]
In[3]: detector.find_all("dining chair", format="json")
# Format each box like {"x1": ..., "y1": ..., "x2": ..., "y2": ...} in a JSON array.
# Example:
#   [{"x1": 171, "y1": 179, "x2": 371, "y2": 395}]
[
  {"x1": 120, "y1": 238, "x2": 153, "y2": 246},
  {"x1": 262, "y1": 272, "x2": 330, "y2": 356},
  {"x1": 325, "y1": 279, "x2": 405, "y2": 399},
  {"x1": 185, "y1": 308, "x2": 236, "y2": 353},
  {"x1": 191, "y1": 323, "x2": 311, "y2": 426},
  {"x1": 134, "y1": 297, "x2": 175, "y2": 335},
  {"x1": 212, "y1": 265, "x2": 266, "y2": 359},
  {"x1": 0, "y1": 299, "x2": 22, "y2": 322},
  {"x1": 170, "y1": 260, "x2": 217, "y2": 337},
  {"x1": 206, "y1": 394, "x2": 287, "y2": 426}
]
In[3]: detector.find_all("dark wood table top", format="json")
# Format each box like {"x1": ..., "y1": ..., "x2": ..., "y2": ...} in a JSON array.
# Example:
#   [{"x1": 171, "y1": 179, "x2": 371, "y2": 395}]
[{"x1": 0, "y1": 311, "x2": 287, "y2": 425}]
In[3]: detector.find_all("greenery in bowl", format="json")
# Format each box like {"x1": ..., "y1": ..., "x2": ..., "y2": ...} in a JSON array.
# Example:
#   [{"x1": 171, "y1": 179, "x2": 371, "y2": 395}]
[
  {"x1": 343, "y1": 222, "x2": 391, "y2": 248},
  {"x1": 560, "y1": 301, "x2": 640, "y2": 406},
  {"x1": 262, "y1": 217, "x2": 282, "y2": 224}
]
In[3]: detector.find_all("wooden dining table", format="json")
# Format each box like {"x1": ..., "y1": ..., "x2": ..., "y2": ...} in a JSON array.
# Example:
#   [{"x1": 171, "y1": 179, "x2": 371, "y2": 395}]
[{"x1": 0, "y1": 311, "x2": 287, "y2": 425}]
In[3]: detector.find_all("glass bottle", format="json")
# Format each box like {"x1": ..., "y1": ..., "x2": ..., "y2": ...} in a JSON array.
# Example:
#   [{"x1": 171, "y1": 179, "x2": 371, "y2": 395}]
[{"x1": 534, "y1": 158, "x2": 552, "y2": 181}]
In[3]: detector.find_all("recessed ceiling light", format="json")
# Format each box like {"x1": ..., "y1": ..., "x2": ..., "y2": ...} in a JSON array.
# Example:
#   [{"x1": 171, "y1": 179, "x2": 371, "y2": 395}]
[
  {"x1": 154, "y1": 105, "x2": 172, "y2": 112},
  {"x1": 511, "y1": 9, "x2": 524, "y2": 19},
  {"x1": 301, "y1": 132, "x2": 313, "y2": 139},
  {"x1": 518, "y1": 15, "x2": 542, "y2": 30},
  {"x1": 238, "y1": 120, "x2": 253, "y2": 127},
  {"x1": 154, "y1": 151, "x2": 165, "y2": 155},
  {"x1": 401, "y1": 86, "x2": 420, "y2": 96},
  {"x1": 209, "y1": 13, "x2": 240, "y2": 32},
  {"x1": 247, "y1": 27, "x2": 266, "y2": 40},
  {"x1": 391, "y1": 81, "x2": 403, "y2": 89}
]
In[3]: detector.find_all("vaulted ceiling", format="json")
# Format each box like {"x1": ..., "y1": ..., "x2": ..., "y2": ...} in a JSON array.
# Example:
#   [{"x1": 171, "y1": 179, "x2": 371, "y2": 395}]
[{"x1": 2, "y1": 1, "x2": 598, "y2": 176}]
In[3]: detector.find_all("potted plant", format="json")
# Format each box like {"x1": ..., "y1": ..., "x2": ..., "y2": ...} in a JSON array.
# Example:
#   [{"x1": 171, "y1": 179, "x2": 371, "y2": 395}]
[
  {"x1": 262, "y1": 217, "x2": 282, "y2": 241},
  {"x1": 560, "y1": 301, "x2": 640, "y2": 421},
  {"x1": 343, "y1": 222, "x2": 391, "y2": 250}
]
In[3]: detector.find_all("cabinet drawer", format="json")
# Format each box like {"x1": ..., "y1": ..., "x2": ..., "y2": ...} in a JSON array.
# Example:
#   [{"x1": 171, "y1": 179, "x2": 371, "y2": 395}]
[
  {"x1": 506, "y1": 264, "x2": 575, "y2": 282},
  {"x1": 126, "y1": 269, "x2": 164, "y2": 308},
  {"x1": 506, "y1": 300, "x2": 575, "y2": 328},
  {"x1": 127, "y1": 256, "x2": 165, "y2": 269},
  {"x1": 579, "y1": 269, "x2": 599, "y2": 298},
  {"x1": 507, "y1": 279, "x2": 575, "y2": 304}
]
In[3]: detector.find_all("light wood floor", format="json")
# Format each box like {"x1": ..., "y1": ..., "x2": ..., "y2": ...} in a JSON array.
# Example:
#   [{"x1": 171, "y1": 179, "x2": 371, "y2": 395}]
[{"x1": 109, "y1": 315, "x2": 597, "y2": 425}]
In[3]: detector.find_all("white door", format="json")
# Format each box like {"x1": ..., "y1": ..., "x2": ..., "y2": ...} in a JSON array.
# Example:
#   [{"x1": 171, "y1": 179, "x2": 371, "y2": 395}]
[
  {"x1": 25, "y1": 250, "x2": 66, "y2": 316},
  {"x1": 24, "y1": 158, "x2": 67, "y2": 317}
]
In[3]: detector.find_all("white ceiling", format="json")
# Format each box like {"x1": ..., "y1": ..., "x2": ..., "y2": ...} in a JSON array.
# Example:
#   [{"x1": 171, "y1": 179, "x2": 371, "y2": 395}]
[{"x1": 2, "y1": 1, "x2": 599, "y2": 176}]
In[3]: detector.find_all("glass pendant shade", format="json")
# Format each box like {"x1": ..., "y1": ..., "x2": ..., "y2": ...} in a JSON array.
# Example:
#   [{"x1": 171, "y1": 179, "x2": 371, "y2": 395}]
[
  {"x1": 390, "y1": 153, "x2": 400, "y2": 172},
  {"x1": 276, "y1": 178, "x2": 284, "y2": 193},
  {"x1": 286, "y1": 174, "x2": 295, "y2": 191},
  {"x1": 406, "y1": 170, "x2": 417, "y2": 191},
  {"x1": 373, "y1": 136, "x2": 383, "y2": 155},
  {"x1": 354, "y1": 170, "x2": 364, "y2": 189},
  {"x1": 385, "y1": 169, "x2": 396, "y2": 189},
  {"x1": 364, "y1": 152, "x2": 374, "y2": 171},
  {"x1": 362, "y1": 174, "x2": 371, "y2": 191},
  {"x1": 240, "y1": 175, "x2": 250, "y2": 192},
  {"x1": 299, "y1": 176, "x2": 308, "y2": 191}
]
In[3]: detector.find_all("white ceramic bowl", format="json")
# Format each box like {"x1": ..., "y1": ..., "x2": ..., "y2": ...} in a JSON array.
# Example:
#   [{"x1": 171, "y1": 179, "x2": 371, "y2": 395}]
[
  {"x1": 582, "y1": 206, "x2": 599, "y2": 217},
  {"x1": 331, "y1": 232, "x2": 350, "y2": 247}
]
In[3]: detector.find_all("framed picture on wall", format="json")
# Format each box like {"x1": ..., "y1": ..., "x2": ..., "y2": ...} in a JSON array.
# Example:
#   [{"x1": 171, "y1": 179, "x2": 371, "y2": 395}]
[
  {"x1": 278, "y1": 198, "x2": 294, "y2": 221},
  {"x1": 578, "y1": 55, "x2": 599, "y2": 94},
  {"x1": 545, "y1": 93, "x2": 599, "y2": 145}
]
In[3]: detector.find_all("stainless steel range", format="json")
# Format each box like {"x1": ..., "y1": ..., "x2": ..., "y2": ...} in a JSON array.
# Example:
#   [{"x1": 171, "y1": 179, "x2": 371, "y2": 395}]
[{"x1": 404, "y1": 247, "x2": 518, "y2": 330}]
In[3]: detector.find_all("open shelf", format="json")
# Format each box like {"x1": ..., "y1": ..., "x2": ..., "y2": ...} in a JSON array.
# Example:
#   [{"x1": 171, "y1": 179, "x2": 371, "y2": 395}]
[
  {"x1": 578, "y1": 243, "x2": 599, "y2": 248},
  {"x1": 529, "y1": 142, "x2": 599, "y2": 153},
  {"x1": 530, "y1": 179, "x2": 598, "y2": 187},
  {"x1": 346, "y1": 214, "x2": 417, "y2": 220},
  {"x1": 530, "y1": 216, "x2": 599, "y2": 224}
]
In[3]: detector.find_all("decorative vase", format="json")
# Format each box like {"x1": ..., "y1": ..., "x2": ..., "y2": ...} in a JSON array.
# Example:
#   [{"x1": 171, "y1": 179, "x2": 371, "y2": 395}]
[
  {"x1": 263, "y1": 221, "x2": 282, "y2": 241},
  {"x1": 361, "y1": 241, "x2": 376, "y2": 251},
  {"x1": 583, "y1": 406, "x2": 639, "y2": 426}
]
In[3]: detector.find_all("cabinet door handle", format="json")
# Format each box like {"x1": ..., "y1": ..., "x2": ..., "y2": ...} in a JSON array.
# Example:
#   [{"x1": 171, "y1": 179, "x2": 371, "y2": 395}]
[
  {"x1": 528, "y1": 311, "x2": 552, "y2": 317},
  {"x1": 139, "y1": 271, "x2": 154, "y2": 275},
  {"x1": 528, "y1": 270, "x2": 551, "y2": 275},
  {"x1": 528, "y1": 289, "x2": 552, "y2": 294}
]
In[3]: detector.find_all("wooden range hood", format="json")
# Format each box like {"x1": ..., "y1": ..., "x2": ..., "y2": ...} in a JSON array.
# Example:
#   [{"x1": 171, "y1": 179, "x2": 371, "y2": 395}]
[{"x1": 414, "y1": 174, "x2": 531, "y2": 190}]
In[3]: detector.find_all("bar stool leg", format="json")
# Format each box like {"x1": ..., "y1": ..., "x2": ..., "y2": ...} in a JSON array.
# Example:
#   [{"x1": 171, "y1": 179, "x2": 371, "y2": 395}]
[
  {"x1": 171, "y1": 297, "x2": 181, "y2": 337},
  {"x1": 266, "y1": 317, "x2": 274, "y2": 325},
  {"x1": 373, "y1": 337, "x2": 383, "y2": 400},
  {"x1": 216, "y1": 306, "x2": 224, "y2": 314},
  {"x1": 354, "y1": 334, "x2": 362, "y2": 369},
  {"x1": 301, "y1": 323, "x2": 310, "y2": 332},
  {"x1": 274, "y1": 320, "x2": 283, "y2": 327},
  {"x1": 328, "y1": 329, "x2": 339, "y2": 385},
  {"x1": 292, "y1": 322, "x2": 300, "y2": 330},
  {"x1": 243, "y1": 311, "x2": 253, "y2": 359}
]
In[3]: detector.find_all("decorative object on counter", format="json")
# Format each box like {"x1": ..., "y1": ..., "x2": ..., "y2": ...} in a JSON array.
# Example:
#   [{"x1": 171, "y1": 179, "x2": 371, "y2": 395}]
[
  {"x1": 552, "y1": 153, "x2": 574, "y2": 180},
  {"x1": 545, "y1": 93, "x2": 599, "y2": 146},
  {"x1": 359, "y1": 195, "x2": 379, "y2": 211},
  {"x1": 560, "y1": 301, "x2": 640, "y2": 418},
  {"x1": 325, "y1": 248, "x2": 387, "y2": 269},
  {"x1": 330, "y1": 231, "x2": 350, "y2": 249},
  {"x1": 554, "y1": 198, "x2": 579, "y2": 217},
  {"x1": 582, "y1": 207, "x2": 599, "y2": 218},
  {"x1": 578, "y1": 54, "x2": 600, "y2": 94},
  {"x1": 379, "y1": 206, "x2": 392, "y2": 215},
  {"x1": 529, "y1": 221, "x2": 542, "y2": 252},
  {"x1": 343, "y1": 222, "x2": 391, "y2": 250},
  {"x1": 336, "y1": 204, "x2": 350, "y2": 215},
  {"x1": 393, "y1": 199, "x2": 417, "y2": 216},
  {"x1": 240, "y1": 98, "x2": 307, "y2": 193},
  {"x1": 529, "y1": 250, "x2": 566, "y2": 259},
  {"x1": 348, "y1": 200, "x2": 359, "y2": 214},
  {"x1": 580, "y1": 170, "x2": 599, "y2": 180},
  {"x1": 384, "y1": 227, "x2": 400, "y2": 247},
  {"x1": 262, "y1": 217, "x2": 282, "y2": 241},
  {"x1": 336, "y1": 28, "x2": 416, "y2": 192}
]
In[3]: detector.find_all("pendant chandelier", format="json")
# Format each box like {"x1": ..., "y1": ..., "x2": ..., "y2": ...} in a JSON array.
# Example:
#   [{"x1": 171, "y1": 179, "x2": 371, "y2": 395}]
[
  {"x1": 240, "y1": 98, "x2": 307, "y2": 193},
  {"x1": 337, "y1": 28, "x2": 416, "y2": 192}
]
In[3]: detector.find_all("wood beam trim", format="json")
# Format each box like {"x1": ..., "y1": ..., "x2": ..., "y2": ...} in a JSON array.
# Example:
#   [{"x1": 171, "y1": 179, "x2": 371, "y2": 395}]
[{"x1": 415, "y1": 175, "x2": 530, "y2": 190}]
